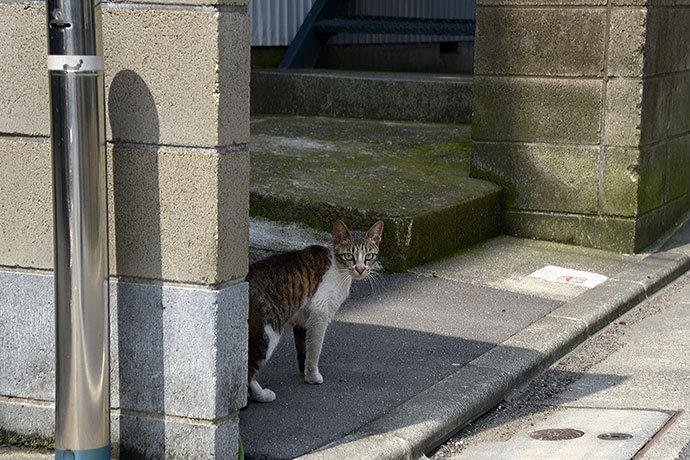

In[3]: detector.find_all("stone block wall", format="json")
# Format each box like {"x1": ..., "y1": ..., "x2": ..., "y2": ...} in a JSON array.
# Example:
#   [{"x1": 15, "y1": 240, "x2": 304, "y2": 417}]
[
  {"x1": 471, "y1": 0, "x2": 690, "y2": 252},
  {"x1": 0, "y1": 0, "x2": 250, "y2": 458}
]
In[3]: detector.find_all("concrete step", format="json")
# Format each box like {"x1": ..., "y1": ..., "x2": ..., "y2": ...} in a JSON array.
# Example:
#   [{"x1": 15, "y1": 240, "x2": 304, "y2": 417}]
[
  {"x1": 249, "y1": 115, "x2": 501, "y2": 271},
  {"x1": 250, "y1": 69, "x2": 473, "y2": 124}
]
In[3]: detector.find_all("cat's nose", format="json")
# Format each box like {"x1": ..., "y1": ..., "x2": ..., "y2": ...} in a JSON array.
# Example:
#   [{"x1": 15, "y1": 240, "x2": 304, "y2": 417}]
[{"x1": 355, "y1": 267, "x2": 365, "y2": 275}]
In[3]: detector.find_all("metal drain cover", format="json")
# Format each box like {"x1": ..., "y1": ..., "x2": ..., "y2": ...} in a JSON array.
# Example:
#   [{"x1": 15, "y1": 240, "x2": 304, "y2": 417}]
[
  {"x1": 529, "y1": 428, "x2": 585, "y2": 441},
  {"x1": 451, "y1": 407, "x2": 671, "y2": 460}
]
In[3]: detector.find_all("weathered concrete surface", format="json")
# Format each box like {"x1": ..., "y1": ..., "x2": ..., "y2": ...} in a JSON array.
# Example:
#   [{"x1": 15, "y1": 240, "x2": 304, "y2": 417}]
[
  {"x1": 471, "y1": 0, "x2": 690, "y2": 254},
  {"x1": 449, "y1": 407, "x2": 671, "y2": 460},
  {"x1": 0, "y1": 136, "x2": 52, "y2": 270},
  {"x1": 250, "y1": 115, "x2": 501, "y2": 271},
  {"x1": 415, "y1": 235, "x2": 640, "y2": 301},
  {"x1": 549, "y1": 276, "x2": 690, "y2": 460},
  {"x1": 0, "y1": 271, "x2": 248, "y2": 458},
  {"x1": 0, "y1": 136, "x2": 250, "y2": 284},
  {"x1": 240, "y1": 226, "x2": 688, "y2": 460},
  {"x1": 240, "y1": 273, "x2": 562, "y2": 460},
  {"x1": 251, "y1": 69, "x2": 473, "y2": 123},
  {"x1": 474, "y1": 8, "x2": 607, "y2": 77}
]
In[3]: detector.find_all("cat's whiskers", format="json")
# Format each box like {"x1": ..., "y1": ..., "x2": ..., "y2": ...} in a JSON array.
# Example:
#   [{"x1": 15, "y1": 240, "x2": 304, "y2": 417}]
[{"x1": 366, "y1": 271, "x2": 385, "y2": 296}]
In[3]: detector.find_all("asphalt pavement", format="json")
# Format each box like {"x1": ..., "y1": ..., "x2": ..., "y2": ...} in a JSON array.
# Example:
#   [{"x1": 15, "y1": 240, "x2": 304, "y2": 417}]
[{"x1": 240, "y1": 216, "x2": 690, "y2": 460}]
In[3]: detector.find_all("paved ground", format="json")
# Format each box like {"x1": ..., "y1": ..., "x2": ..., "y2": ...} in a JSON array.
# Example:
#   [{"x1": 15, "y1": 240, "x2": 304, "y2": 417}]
[
  {"x1": 432, "y1": 258, "x2": 690, "y2": 460},
  {"x1": 239, "y1": 233, "x2": 644, "y2": 459},
  {"x1": 3, "y1": 219, "x2": 688, "y2": 460}
]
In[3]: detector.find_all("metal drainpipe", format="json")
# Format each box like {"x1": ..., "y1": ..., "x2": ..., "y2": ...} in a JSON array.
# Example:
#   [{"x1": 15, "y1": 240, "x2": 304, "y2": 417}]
[{"x1": 47, "y1": 0, "x2": 110, "y2": 456}]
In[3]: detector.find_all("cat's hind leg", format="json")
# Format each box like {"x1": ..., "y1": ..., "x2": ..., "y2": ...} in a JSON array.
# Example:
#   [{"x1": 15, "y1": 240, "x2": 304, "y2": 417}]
[
  {"x1": 293, "y1": 325, "x2": 307, "y2": 374},
  {"x1": 248, "y1": 379, "x2": 275, "y2": 403}
]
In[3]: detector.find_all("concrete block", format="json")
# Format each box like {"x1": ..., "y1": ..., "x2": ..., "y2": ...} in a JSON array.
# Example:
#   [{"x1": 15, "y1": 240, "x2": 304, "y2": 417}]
[
  {"x1": 602, "y1": 147, "x2": 640, "y2": 217},
  {"x1": 474, "y1": 8, "x2": 606, "y2": 77},
  {"x1": 503, "y1": 210, "x2": 636, "y2": 253},
  {"x1": 669, "y1": 73, "x2": 690, "y2": 137},
  {"x1": 0, "y1": 271, "x2": 54, "y2": 401},
  {"x1": 644, "y1": 8, "x2": 690, "y2": 75},
  {"x1": 666, "y1": 135, "x2": 690, "y2": 201},
  {"x1": 0, "y1": 138, "x2": 249, "y2": 283},
  {"x1": 614, "y1": 252, "x2": 690, "y2": 294},
  {"x1": 1, "y1": 270, "x2": 247, "y2": 425},
  {"x1": 637, "y1": 142, "x2": 667, "y2": 214},
  {"x1": 0, "y1": 398, "x2": 54, "y2": 441},
  {"x1": 0, "y1": 137, "x2": 52, "y2": 270},
  {"x1": 250, "y1": 69, "x2": 473, "y2": 124},
  {"x1": 0, "y1": 399, "x2": 241, "y2": 460},
  {"x1": 0, "y1": 3, "x2": 48, "y2": 137},
  {"x1": 640, "y1": 73, "x2": 690, "y2": 144},
  {"x1": 549, "y1": 279, "x2": 645, "y2": 334},
  {"x1": 471, "y1": 141, "x2": 599, "y2": 213},
  {"x1": 108, "y1": 144, "x2": 249, "y2": 284},
  {"x1": 218, "y1": 9, "x2": 252, "y2": 146},
  {"x1": 111, "y1": 279, "x2": 248, "y2": 420},
  {"x1": 472, "y1": 76, "x2": 602, "y2": 144},
  {"x1": 604, "y1": 78, "x2": 643, "y2": 147},
  {"x1": 470, "y1": 316, "x2": 586, "y2": 390},
  {"x1": 218, "y1": 149, "x2": 251, "y2": 284},
  {"x1": 613, "y1": 0, "x2": 690, "y2": 6},
  {"x1": 103, "y1": 6, "x2": 250, "y2": 147},
  {"x1": 113, "y1": 411, "x2": 239, "y2": 460},
  {"x1": 640, "y1": 76, "x2": 673, "y2": 146},
  {"x1": 607, "y1": 8, "x2": 646, "y2": 77},
  {"x1": 634, "y1": 195, "x2": 690, "y2": 251}
]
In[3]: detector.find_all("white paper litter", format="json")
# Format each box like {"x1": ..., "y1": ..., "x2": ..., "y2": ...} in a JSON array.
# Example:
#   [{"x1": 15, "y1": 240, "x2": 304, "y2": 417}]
[{"x1": 528, "y1": 265, "x2": 608, "y2": 288}]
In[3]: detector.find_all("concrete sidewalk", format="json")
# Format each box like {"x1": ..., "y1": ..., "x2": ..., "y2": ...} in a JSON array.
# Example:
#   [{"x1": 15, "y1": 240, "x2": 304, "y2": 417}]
[{"x1": 239, "y1": 217, "x2": 690, "y2": 460}]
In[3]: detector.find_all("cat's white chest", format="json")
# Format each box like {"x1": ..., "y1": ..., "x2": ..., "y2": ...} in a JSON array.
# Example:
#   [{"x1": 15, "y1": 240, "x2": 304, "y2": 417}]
[{"x1": 309, "y1": 265, "x2": 352, "y2": 318}]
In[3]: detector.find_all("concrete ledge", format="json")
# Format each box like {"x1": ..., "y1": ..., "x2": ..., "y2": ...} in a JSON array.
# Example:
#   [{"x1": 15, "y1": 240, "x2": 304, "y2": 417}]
[
  {"x1": 249, "y1": 116, "x2": 501, "y2": 271},
  {"x1": 612, "y1": 252, "x2": 690, "y2": 296},
  {"x1": 298, "y1": 246, "x2": 690, "y2": 459},
  {"x1": 469, "y1": 316, "x2": 586, "y2": 392},
  {"x1": 299, "y1": 365, "x2": 512, "y2": 460},
  {"x1": 251, "y1": 69, "x2": 473, "y2": 123},
  {"x1": 549, "y1": 279, "x2": 646, "y2": 333}
]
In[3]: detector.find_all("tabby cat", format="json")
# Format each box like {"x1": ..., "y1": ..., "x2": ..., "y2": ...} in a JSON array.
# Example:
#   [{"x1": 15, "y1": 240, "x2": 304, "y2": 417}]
[{"x1": 246, "y1": 220, "x2": 384, "y2": 403}]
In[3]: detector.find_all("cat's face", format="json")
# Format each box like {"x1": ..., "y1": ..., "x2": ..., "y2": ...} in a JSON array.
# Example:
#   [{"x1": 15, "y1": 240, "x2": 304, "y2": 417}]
[{"x1": 332, "y1": 220, "x2": 384, "y2": 280}]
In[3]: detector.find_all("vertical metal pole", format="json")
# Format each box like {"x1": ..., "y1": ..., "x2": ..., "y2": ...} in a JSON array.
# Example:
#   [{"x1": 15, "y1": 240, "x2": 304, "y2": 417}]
[{"x1": 47, "y1": 0, "x2": 110, "y2": 456}]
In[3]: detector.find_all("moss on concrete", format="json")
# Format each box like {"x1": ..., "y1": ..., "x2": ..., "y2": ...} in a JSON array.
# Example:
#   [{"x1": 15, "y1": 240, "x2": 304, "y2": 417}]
[
  {"x1": 251, "y1": 46, "x2": 286, "y2": 69},
  {"x1": 0, "y1": 428, "x2": 54, "y2": 450},
  {"x1": 250, "y1": 115, "x2": 501, "y2": 271}
]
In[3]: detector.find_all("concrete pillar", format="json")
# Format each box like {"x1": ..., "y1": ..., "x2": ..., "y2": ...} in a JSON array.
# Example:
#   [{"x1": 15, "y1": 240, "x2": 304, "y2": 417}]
[
  {"x1": 471, "y1": 0, "x2": 690, "y2": 252},
  {"x1": 0, "y1": 0, "x2": 250, "y2": 458}
]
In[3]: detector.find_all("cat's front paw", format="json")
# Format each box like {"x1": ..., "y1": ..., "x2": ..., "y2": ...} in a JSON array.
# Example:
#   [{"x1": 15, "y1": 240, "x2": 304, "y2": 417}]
[
  {"x1": 252, "y1": 387, "x2": 276, "y2": 403},
  {"x1": 304, "y1": 371, "x2": 323, "y2": 385}
]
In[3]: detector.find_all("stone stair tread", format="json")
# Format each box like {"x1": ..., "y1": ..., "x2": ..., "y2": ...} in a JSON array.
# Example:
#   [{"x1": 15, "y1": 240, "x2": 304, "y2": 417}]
[
  {"x1": 250, "y1": 69, "x2": 473, "y2": 124},
  {"x1": 250, "y1": 115, "x2": 501, "y2": 271}
]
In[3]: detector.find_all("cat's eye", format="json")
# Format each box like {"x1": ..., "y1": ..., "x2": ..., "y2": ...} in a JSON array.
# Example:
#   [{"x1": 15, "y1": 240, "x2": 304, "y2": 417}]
[
  {"x1": 342, "y1": 253, "x2": 354, "y2": 261},
  {"x1": 365, "y1": 253, "x2": 375, "y2": 261}
]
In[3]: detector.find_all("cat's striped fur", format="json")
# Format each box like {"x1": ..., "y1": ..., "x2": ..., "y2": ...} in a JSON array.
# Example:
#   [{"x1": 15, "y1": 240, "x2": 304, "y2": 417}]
[{"x1": 246, "y1": 220, "x2": 384, "y2": 403}]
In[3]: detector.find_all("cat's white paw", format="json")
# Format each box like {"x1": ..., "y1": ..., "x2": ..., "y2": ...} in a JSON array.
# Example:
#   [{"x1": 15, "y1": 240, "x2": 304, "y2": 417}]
[
  {"x1": 252, "y1": 387, "x2": 276, "y2": 403},
  {"x1": 249, "y1": 380, "x2": 276, "y2": 403},
  {"x1": 304, "y1": 371, "x2": 323, "y2": 385}
]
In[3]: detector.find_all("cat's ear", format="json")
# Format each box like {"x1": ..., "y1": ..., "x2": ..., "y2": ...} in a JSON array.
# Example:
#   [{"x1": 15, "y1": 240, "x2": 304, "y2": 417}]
[
  {"x1": 333, "y1": 220, "x2": 352, "y2": 244},
  {"x1": 365, "y1": 221, "x2": 384, "y2": 244}
]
